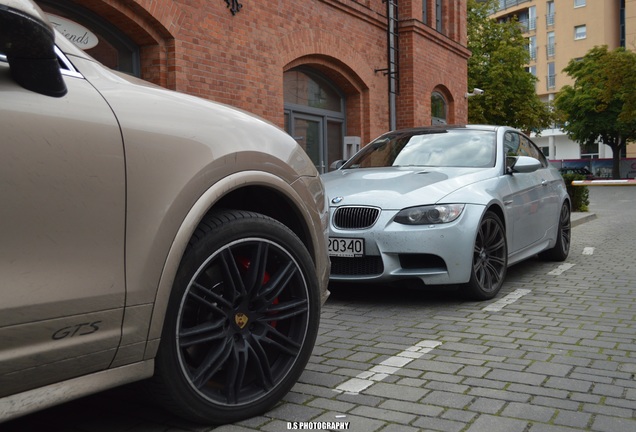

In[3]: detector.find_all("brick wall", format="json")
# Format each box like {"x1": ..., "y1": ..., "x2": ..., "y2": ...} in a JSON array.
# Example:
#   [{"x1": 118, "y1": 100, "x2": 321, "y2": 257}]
[{"x1": 69, "y1": 0, "x2": 469, "y2": 142}]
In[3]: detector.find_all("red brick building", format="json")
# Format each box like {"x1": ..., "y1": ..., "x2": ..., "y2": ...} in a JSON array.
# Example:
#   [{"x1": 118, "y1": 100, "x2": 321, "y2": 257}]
[{"x1": 38, "y1": 0, "x2": 469, "y2": 172}]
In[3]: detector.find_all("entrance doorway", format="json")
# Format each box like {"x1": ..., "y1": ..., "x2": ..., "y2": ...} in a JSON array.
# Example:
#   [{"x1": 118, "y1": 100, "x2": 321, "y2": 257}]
[{"x1": 284, "y1": 69, "x2": 345, "y2": 173}]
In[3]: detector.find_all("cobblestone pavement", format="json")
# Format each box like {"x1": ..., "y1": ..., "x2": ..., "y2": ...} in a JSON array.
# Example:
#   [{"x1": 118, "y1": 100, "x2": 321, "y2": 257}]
[{"x1": 4, "y1": 186, "x2": 635, "y2": 432}]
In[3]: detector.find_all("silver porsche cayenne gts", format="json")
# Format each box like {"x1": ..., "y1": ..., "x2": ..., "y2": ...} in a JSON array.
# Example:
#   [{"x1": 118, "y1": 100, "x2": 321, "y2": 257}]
[
  {"x1": 322, "y1": 125, "x2": 571, "y2": 300},
  {"x1": 0, "y1": 0, "x2": 329, "y2": 425}
]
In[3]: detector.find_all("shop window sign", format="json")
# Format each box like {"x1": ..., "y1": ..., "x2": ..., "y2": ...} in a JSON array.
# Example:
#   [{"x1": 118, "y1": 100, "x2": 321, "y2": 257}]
[{"x1": 46, "y1": 14, "x2": 98, "y2": 50}]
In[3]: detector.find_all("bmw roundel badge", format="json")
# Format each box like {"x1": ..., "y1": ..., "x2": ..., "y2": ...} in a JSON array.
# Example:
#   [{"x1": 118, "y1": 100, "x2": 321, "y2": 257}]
[{"x1": 332, "y1": 196, "x2": 344, "y2": 204}]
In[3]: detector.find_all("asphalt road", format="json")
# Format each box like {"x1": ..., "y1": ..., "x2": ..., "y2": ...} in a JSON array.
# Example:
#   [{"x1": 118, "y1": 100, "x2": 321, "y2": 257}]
[{"x1": 3, "y1": 186, "x2": 636, "y2": 432}]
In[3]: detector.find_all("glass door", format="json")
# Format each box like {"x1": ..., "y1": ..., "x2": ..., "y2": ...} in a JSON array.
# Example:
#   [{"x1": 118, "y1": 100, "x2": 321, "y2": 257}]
[{"x1": 292, "y1": 114, "x2": 324, "y2": 173}]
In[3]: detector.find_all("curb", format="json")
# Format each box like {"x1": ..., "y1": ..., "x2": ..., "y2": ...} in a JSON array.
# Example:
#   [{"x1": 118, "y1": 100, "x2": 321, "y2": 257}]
[{"x1": 571, "y1": 212, "x2": 597, "y2": 227}]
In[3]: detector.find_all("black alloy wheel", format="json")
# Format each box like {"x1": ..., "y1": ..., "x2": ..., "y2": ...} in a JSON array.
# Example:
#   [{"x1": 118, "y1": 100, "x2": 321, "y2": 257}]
[
  {"x1": 151, "y1": 210, "x2": 320, "y2": 424},
  {"x1": 464, "y1": 211, "x2": 508, "y2": 300}
]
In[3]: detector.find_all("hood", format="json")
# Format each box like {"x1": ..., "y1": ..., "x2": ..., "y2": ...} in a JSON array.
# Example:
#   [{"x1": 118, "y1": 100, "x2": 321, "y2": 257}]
[{"x1": 321, "y1": 167, "x2": 497, "y2": 209}]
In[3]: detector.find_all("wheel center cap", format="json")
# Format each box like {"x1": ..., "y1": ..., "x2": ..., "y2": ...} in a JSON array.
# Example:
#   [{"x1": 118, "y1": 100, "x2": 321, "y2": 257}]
[{"x1": 234, "y1": 312, "x2": 249, "y2": 329}]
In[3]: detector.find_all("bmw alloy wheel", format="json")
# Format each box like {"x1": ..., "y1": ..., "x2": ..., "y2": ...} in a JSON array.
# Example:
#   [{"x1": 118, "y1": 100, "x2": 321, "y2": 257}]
[{"x1": 464, "y1": 211, "x2": 507, "y2": 300}]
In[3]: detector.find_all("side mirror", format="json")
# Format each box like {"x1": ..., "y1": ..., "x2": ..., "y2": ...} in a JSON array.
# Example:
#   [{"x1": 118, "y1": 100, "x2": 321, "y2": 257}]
[
  {"x1": 0, "y1": 0, "x2": 67, "y2": 97},
  {"x1": 330, "y1": 160, "x2": 346, "y2": 170},
  {"x1": 506, "y1": 156, "x2": 541, "y2": 175}
]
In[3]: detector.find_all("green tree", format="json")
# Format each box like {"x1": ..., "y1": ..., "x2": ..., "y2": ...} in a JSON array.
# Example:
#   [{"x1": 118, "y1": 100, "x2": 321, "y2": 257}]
[
  {"x1": 467, "y1": 0, "x2": 554, "y2": 133},
  {"x1": 555, "y1": 46, "x2": 636, "y2": 179}
]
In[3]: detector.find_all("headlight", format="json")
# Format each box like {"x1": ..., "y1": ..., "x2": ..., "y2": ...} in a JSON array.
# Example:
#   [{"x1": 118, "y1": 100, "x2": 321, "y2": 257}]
[{"x1": 394, "y1": 204, "x2": 465, "y2": 225}]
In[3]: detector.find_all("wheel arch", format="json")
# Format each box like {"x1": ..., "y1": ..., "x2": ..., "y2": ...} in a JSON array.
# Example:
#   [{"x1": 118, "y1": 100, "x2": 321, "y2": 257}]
[
  {"x1": 142, "y1": 171, "x2": 324, "y2": 359},
  {"x1": 484, "y1": 202, "x2": 506, "y2": 230}
]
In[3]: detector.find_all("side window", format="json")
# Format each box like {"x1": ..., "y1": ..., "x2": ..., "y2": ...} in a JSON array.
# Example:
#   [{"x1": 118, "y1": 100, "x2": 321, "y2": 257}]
[
  {"x1": 520, "y1": 135, "x2": 548, "y2": 167},
  {"x1": 503, "y1": 132, "x2": 520, "y2": 171},
  {"x1": 505, "y1": 132, "x2": 548, "y2": 169},
  {"x1": 505, "y1": 133, "x2": 542, "y2": 158},
  {"x1": 504, "y1": 132, "x2": 520, "y2": 156},
  {"x1": 52, "y1": 46, "x2": 83, "y2": 79},
  {"x1": 516, "y1": 135, "x2": 532, "y2": 158}
]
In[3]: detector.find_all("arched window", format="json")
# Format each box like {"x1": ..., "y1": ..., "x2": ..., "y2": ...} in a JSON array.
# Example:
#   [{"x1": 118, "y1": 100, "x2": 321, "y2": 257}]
[
  {"x1": 284, "y1": 69, "x2": 345, "y2": 173},
  {"x1": 431, "y1": 92, "x2": 447, "y2": 125}
]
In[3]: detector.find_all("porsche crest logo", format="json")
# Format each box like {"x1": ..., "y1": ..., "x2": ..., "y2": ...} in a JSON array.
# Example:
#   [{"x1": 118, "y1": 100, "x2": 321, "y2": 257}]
[{"x1": 235, "y1": 313, "x2": 248, "y2": 329}]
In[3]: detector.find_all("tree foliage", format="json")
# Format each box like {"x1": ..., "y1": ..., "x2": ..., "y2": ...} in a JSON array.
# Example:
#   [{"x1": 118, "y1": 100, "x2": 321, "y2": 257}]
[
  {"x1": 467, "y1": 0, "x2": 554, "y2": 133},
  {"x1": 555, "y1": 46, "x2": 636, "y2": 178}
]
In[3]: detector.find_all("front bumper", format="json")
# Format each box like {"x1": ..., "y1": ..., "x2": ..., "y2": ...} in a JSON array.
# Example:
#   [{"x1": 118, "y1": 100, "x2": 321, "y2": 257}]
[{"x1": 328, "y1": 204, "x2": 486, "y2": 286}]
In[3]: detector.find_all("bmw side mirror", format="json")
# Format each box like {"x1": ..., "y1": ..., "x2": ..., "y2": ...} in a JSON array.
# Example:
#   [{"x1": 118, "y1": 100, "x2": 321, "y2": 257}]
[
  {"x1": 0, "y1": 0, "x2": 67, "y2": 97},
  {"x1": 330, "y1": 160, "x2": 346, "y2": 170},
  {"x1": 506, "y1": 156, "x2": 541, "y2": 175}
]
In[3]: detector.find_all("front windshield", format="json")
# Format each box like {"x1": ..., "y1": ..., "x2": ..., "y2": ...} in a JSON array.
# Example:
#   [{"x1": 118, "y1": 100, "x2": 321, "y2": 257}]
[{"x1": 343, "y1": 129, "x2": 496, "y2": 169}]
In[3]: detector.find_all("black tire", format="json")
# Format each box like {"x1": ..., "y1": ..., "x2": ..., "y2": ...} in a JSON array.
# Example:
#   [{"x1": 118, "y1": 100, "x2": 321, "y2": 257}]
[
  {"x1": 540, "y1": 201, "x2": 571, "y2": 262},
  {"x1": 463, "y1": 211, "x2": 508, "y2": 301},
  {"x1": 150, "y1": 210, "x2": 320, "y2": 424}
]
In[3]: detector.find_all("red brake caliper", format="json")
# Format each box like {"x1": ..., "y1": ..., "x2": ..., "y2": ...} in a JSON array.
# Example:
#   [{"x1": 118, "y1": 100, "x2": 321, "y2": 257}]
[{"x1": 238, "y1": 257, "x2": 278, "y2": 327}]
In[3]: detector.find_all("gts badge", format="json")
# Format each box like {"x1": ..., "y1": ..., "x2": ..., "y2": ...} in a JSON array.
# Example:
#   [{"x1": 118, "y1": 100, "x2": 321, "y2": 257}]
[{"x1": 52, "y1": 321, "x2": 101, "y2": 340}]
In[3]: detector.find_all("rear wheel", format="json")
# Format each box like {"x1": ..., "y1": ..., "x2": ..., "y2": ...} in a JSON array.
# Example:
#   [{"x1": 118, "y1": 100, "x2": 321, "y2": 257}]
[
  {"x1": 463, "y1": 211, "x2": 507, "y2": 300},
  {"x1": 540, "y1": 201, "x2": 571, "y2": 261},
  {"x1": 150, "y1": 210, "x2": 320, "y2": 424}
]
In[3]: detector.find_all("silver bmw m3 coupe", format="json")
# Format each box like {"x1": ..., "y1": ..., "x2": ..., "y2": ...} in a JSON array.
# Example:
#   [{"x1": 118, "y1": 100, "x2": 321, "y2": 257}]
[{"x1": 322, "y1": 125, "x2": 571, "y2": 300}]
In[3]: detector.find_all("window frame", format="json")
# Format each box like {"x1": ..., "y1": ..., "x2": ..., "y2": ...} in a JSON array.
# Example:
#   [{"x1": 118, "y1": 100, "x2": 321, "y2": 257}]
[{"x1": 574, "y1": 24, "x2": 587, "y2": 40}]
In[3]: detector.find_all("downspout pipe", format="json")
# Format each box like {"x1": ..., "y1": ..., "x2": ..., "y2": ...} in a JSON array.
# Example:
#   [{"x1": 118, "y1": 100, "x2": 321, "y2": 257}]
[{"x1": 387, "y1": 0, "x2": 397, "y2": 131}]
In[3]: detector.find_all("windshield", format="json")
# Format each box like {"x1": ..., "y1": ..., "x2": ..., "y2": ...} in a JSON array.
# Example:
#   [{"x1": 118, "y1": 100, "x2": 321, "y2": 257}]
[{"x1": 342, "y1": 129, "x2": 497, "y2": 169}]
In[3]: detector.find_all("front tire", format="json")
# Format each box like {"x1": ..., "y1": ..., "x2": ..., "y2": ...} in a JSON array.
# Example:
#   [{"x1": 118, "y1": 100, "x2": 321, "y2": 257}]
[
  {"x1": 463, "y1": 211, "x2": 507, "y2": 301},
  {"x1": 151, "y1": 210, "x2": 320, "y2": 424}
]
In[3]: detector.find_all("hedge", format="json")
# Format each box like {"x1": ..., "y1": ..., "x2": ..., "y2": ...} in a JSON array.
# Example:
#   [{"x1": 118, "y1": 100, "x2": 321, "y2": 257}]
[{"x1": 561, "y1": 173, "x2": 590, "y2": 212}]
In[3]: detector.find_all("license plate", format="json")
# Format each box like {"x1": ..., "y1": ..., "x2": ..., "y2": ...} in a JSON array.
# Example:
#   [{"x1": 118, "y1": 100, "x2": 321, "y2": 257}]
[{"x1": 328, "y1": 237, "x2": 364, "y2": 257}]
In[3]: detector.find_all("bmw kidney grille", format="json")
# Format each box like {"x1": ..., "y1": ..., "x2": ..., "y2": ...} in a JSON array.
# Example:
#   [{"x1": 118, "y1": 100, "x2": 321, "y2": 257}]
[{"x1": 333, "y1": 206, "x2": 380, "y2": 229}]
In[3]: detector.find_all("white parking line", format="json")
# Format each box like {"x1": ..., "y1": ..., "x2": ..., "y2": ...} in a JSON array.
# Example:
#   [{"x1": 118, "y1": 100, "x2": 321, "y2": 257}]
[
  {"x1": 333, "y1": 340, "x2": 442, "y2": 394},
  {"x1": 482, "y1": 289, "x2": 531, "y2": 312},
  {"x1": 548, "y1": 263, "x2": 576, "y2": 275},
  {"x1": 583, "y1": 247, "x2": 595, "y2": 255}
]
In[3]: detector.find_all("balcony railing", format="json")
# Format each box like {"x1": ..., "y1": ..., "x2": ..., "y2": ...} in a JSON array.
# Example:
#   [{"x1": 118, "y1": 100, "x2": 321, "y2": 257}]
[
  {"x1": 546, "y1": 74, "x2": 556, "y2": 90},
  {"x1": 519, "y1": 17, "x2": 536, "y2": 32},
  {"x1": 546, "y1": 13, "x2": 555, "y2": 27},
  {"x1": 497, "y1": 0, "x2": 531, "y2": 11},
  {"x1": 546, "y1": 43, "x2": 555, "y2": 58}
]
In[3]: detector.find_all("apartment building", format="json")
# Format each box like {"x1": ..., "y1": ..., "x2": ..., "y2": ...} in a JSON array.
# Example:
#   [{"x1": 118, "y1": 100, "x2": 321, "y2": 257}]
[
  {"x1": 492, "y1": 0, "x2": 636, "y2": 168},
  {"x1": 36, "y1": 0, "x2": 469, "y2": 173}
]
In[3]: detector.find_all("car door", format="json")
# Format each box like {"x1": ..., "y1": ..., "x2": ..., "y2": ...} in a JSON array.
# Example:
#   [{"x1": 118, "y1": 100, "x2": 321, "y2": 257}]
[
  {"x1": 503, "y1": 132, "x2": 556, "y2": 253},
  {"x1": 0, "y1": 51, "x2": 126, "y2": 396}
]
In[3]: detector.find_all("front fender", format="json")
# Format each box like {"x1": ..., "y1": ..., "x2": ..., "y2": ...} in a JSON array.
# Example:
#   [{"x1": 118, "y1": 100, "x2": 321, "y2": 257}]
[{"x1": 142, "y1": 170, "x2": 326, "y2": 359}]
